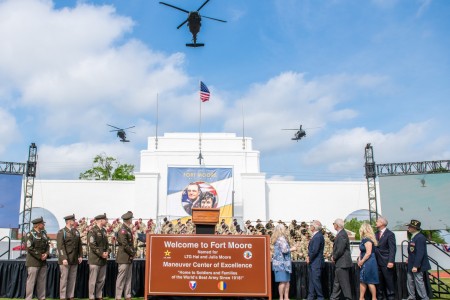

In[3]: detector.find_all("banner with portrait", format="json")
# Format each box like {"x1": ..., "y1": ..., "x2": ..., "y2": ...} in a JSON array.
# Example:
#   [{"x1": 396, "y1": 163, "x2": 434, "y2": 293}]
[{"x1": 167, "y1": 167, "x2": 233, "y2": 220}]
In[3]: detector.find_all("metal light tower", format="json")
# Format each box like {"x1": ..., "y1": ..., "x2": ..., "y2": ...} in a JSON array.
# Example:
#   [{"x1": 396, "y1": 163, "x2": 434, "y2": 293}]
[
  {"x1": 20, "y1": 143, "x2": 37, "y2": 241},
  {"x1": 364, "y1": 143, "x2": 378, "y2": 226}
]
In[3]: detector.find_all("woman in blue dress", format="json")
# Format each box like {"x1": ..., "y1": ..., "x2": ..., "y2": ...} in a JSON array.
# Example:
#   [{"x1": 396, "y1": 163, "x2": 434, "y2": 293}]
[
  {"x1": 357, "y1": 223, "x2": 379, "y2": 300},
  {"x1": 271, "y1": 224, "x2": 297, "y2": 300}
]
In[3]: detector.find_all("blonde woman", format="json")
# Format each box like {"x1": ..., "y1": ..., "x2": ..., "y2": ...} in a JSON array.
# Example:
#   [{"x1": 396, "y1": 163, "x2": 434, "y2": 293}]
[
  {"x1": 271, "y1": 224, "x2": 296, "y2": 300},
  {"x1": 357, "y1": 223, "x2": 379, "y2": 300}
]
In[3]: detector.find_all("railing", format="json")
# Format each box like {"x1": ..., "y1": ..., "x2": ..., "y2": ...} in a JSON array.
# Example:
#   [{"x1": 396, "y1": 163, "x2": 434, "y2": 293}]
[
  {"x1": 401, "y1": 239, "x2": 450, "y2": 298},
  {"x1": 427, "y1": 241, "x2": 450, "y2": 298},
  {"x1": 0, "y1": 236, "x2": 11, "y2": 260}
]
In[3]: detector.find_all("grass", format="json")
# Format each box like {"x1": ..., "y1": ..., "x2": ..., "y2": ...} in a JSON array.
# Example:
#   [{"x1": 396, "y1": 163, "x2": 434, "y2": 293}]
[{"x1": 431, "y1": 277, "x2": 450, "y2": 299}]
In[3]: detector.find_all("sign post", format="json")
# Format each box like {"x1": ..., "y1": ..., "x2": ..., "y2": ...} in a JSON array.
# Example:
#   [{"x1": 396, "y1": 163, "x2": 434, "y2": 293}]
[{"x1": 144, "y1": 235, "x2": 271, "y2": 299}]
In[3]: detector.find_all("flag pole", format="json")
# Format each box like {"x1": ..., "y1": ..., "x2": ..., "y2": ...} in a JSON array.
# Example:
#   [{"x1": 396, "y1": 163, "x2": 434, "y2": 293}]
[
  {"x1": 155, "y1": 93, "x2": 159, "y2": 150},
  {"x1": 198, "y1": 81, "x2": 203, "y2": 165},
  {"x1": 242, "y1": 103, "x2": 246, "y2": 150}
]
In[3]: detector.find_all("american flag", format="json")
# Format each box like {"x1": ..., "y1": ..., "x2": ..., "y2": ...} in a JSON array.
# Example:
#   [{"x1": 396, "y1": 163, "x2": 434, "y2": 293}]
[{"x1": 200, "y1": 81, "x2": 210, "y2": 102}]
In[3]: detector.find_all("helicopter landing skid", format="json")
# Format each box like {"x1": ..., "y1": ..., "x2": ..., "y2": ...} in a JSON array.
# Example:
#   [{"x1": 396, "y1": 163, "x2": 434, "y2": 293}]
[{"x1": 186, "y1": 43, "x2": 204, "y2": 47}]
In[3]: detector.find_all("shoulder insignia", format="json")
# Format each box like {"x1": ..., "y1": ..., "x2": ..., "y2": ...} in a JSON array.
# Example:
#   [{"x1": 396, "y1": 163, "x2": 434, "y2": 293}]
[{"x1": 89, "y1": 236, "x2": 94, "y2": 244}]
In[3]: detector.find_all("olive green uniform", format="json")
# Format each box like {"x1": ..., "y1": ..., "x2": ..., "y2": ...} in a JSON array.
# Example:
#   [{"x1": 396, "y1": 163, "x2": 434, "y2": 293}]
[
  {"x1": 57, "y1": 226, "x2": 82, "y2": 299},
  {"x1": 115, "y1": 223, "x2": 136, "y2": 299},
  {"x1": 25, "y1": 228, "x2": 49, "y2": 300},
  {"x1": 88, "y1": 224, "x2": 109, "y2": 300}
]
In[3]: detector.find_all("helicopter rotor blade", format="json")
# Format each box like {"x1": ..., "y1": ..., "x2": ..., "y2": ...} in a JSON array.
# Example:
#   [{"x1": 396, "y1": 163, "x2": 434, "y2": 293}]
[
  {"x1": 177, "y1": 18, "x2": 189, "y2": 29},
  {"x1": 159, "y1": 2, "x2": 189, "y2": 14},
  {"x1": 107, "y1": 124, "x2": 121, "y2": 130},
  {"x1": 281, "y1": 129, "x2": 298, "y2": 130},
  {"x1": 201, "y1": 15, "x2": 227, "y2": 23},
  {"x1": 109, "y1": 130, "x2": 120, "y2": 132},
  {"x1": 123, "y1": 126, "x2": 136, "y2": 130},
  {"x1": 196, "y1": 0, "x2": 210, "y2": 12}
]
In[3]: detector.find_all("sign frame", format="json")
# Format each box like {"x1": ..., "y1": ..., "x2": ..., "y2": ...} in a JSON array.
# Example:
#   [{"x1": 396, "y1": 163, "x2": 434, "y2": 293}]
[{"x1": 144, "y1": 234, "x2": 272, "y2": 299}]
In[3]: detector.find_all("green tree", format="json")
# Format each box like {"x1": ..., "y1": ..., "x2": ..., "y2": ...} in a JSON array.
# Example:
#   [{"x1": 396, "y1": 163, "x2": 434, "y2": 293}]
[
  {"x1": 79, "y1": 154, "x2": 135, "y2": 180},
  {"x1": 408, "y1": 230, "x2": 446, "y2": 244},
  {"x1": 344, "y1": 218, "x2": 365, "y2": 240}
]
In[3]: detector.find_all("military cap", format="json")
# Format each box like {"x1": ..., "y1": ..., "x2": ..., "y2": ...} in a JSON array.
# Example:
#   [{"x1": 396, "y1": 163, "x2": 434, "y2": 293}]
[
  {"x1": 269, "y1": 219, "x2": 273, "y2": 223},
  {"x1": 256, "y1": 219, "x2": 262, "y2": 222},
  {"x1": 32, "y1": 217, "x2": 45, "y2": 224},
  {"x1": 95, "y1": 213, "x2": 107, "y2": 220},
  {"x1": 64, "y1": 214, "x2": 75, "y2": 221},
  {"x1": 245, "y1": 220, "x2": 251, "y2": 224},
  {"x1": 121, "y1": 211, "x2": 133, "y2": 220},
  {"x1": 405, "y1": 219, "x2": 421, "y2": 230}
]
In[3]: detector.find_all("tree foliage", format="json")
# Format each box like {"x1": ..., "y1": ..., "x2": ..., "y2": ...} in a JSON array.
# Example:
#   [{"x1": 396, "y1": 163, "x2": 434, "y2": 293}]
[
  {"x1": 344, "y1": 218, "x2": 365, "y2": 240},
  {"x1": 79, "y1": 154, "x2": 135, "y2": 181}
]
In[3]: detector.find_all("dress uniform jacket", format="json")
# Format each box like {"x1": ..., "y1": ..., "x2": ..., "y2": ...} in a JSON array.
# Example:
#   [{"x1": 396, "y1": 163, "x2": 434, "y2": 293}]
[
  {"x1": 56, "y1": 227, "x2": 83, "y2": 265},
  {"x1": 116, "y1": 224, "x2": 136, "y2": 264},
  {"x1": 407, "y1": 231, "x2": 431, "y2": 272},
  {"x1": 26, "y1": 229, "x2": 50, "y2": 267},
  {"x1": 88, "y1": 224, "x2": 109, "y2": 266}
]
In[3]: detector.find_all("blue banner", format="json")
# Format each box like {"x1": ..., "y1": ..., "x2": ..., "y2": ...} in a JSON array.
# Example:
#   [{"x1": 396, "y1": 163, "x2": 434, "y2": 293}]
[{"x1": 0, "y1": 174, "x2": 23, "y2": 228}]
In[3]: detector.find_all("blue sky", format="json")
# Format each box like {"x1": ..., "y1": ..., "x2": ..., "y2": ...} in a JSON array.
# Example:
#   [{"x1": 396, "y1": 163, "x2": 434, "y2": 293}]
[{"x1": 0, "y1": 0, "x2": 449, "y2": 181}]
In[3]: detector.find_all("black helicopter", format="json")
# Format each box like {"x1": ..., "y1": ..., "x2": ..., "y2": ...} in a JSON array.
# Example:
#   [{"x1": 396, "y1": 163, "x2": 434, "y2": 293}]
[
  {"x1": 107, "y1": 124, "x2": 135, "y2": 142},
  {"x1": 159, "y1": 0, "x2": 226, "y2": 47},
  {"x1": 282, "y1": 125, "x2": 307, "y2": 141}
]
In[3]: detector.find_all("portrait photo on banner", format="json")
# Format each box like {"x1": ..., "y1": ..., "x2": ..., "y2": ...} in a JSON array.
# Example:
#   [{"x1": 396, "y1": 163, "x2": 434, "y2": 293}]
[{"x1": 166, "y1": 167, "x2": 233, "y2": 220}]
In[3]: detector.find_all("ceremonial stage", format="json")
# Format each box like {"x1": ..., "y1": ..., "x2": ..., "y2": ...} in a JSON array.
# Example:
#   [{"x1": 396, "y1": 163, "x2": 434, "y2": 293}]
[{"x1": 0, "y1": 259, "x2": 416, "y2": 299}]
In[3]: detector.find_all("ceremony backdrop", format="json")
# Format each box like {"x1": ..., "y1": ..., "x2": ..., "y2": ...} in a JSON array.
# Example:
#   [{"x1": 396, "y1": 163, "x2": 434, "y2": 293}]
[
  {"x1": 0, "y1": 174, "x2": 22, "y2": 228},
  {"x1": 379, "y1": 173, "x2": 450, "y2": 230},
  {"x1": 166, "y1": 167, "x2": 233, "y2": 220}
]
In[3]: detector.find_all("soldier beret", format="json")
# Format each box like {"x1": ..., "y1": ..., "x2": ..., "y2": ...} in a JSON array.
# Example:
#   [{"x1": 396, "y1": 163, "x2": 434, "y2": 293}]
[
  {"x1": 32, "y1": 217, "x2": 44, "y2": 224},
  {"x1": 95, "y1": 213, "x2": 107, "y2": 220},
  {"x1": 121, "y1": 211, "x2": 133, "y2": 220},
  {"x1": 64, "y1": 214, "x2": 75, "y2": 221}
]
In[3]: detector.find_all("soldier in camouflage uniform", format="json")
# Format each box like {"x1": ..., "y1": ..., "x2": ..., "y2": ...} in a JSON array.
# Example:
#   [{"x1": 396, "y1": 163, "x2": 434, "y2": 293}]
[
  {"x1": 323, "y1": 230, "x2": 333, "y2": 261},
  {"x1": 88, "y1": 213, "x2": 109, "y2": 300},
  {"x1": 298, "y1": 229, "x2": 310, "y2": 261},
  {"x1": 255, "y1": 219, "x2": 264, "y2": 232},
  {"x1": 185, "y1": 219, "x2": 195, "y2": 234},
  {"x1": 147, "y1": 219, "x2": 156, "y2": 234},
  {"x1": 115, "y1": 211, "x2": 136, "y2": 300},
  {"x1": 25, "y1": 217, "x2": 49, "y2": 300},
  {"x1": 57, "y1": 214, "x2": 83, "y2": 300}
]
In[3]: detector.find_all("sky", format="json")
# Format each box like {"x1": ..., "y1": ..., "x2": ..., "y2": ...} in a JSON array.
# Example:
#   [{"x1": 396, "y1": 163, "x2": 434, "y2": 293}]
[{"x1": 0, "y1": 0, "x2": 449, "y2": 181}]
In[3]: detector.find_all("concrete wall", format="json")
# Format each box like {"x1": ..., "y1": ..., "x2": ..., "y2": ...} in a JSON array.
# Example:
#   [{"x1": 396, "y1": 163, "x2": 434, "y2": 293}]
[{"x1": 14, "y1": 133, "x2": 370, "y2": 232}]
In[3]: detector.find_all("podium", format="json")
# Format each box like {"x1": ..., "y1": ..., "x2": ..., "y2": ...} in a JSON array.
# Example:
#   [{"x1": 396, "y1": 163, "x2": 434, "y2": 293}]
[{"x1": 191, "y1": 207, "x2": 220, "y2": 234}]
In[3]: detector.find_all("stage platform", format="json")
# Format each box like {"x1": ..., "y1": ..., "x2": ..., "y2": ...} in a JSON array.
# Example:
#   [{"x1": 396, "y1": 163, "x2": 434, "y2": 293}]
[{"x1": 0, "y1": 259, "x2": 414, "y2": 299}]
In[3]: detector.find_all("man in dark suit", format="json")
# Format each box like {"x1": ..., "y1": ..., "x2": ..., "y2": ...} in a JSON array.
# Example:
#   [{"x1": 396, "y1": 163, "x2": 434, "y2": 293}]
[
  {"x1": 375, "y1": 216, "x2": 396, "y2": 300},
  {"x1": 405, "y1": 219, "x2": 431, "y2": 300},
  {"x1": 330, "y1": 218, "x2": 352, "y2": 300},
  {"x1": 306, "y1": 220, "x2": 325, "y2": 300}
]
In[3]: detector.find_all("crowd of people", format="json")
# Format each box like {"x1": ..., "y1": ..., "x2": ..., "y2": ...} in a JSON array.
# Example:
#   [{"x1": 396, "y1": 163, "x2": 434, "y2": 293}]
[
  {"x1": 271, "y1": 216, "x2": 431, "y2": 300},
  {"x1": 47, "y1": 216, "x2": 336, "y2": 261},
  {"x1": 24, "y1": 213, "x2": 430, "y2": 300}
]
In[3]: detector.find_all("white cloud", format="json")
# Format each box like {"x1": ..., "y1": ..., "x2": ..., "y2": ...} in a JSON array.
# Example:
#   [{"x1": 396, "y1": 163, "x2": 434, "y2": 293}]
[
  {"x1": 0, "y1": 109, "x2": 21, "y2": 154},
  {"x1": 37, "y1": 142, "x2": 139, "y2": 179},
  {"x1": 0, "y1": 0, "x2": 189, "y2": 140},
  {"x1": 223, "y1": 72, "x2": 385, "y2": 152},
  {"x1": 302, "y1": 121, "x2": 450, "y2": 175},
  {"x1": 267, "y1": 175, "x2": 296, "y2": 181}
]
